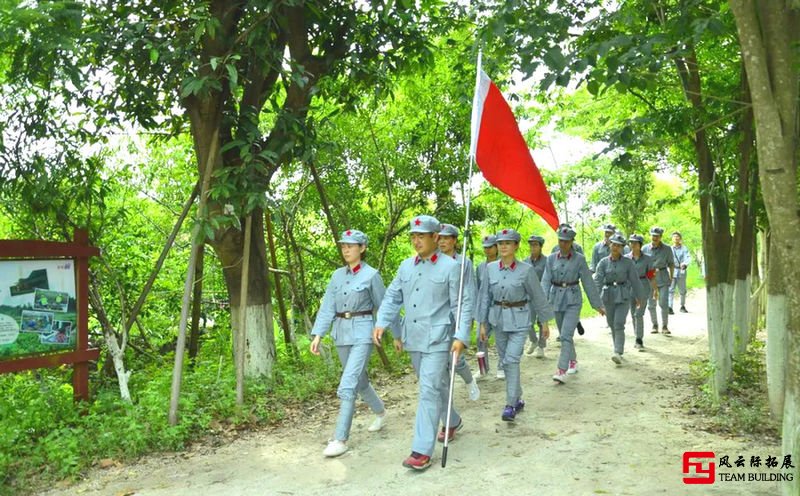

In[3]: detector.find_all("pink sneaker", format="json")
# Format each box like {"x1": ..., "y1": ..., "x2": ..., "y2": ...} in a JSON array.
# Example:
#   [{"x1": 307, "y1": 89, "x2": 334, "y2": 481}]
[
  {"x1": 552, "y1": 369, "x2": 567, "y2": 383},
  {"x1": 567, "y1": 360, "x2": 579, "y2": 374}
]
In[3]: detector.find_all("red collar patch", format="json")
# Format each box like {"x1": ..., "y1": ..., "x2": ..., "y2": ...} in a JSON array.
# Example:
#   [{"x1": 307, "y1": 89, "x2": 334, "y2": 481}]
[
  {"x1": 557, "y1": 251, "x2": 573, "y2": 260},
  {"x1": 414, "y1": 253, "x2": 439, "y2": 265},
  {"x1": 349, "y1": 263, "x2": 361, "y2": 274},
  {"x1": 499, "y1": 260, "x2": 517, "y2": 270},
  {"x1": 430, "y1": 253, "x2": 438, "y2": 264}
]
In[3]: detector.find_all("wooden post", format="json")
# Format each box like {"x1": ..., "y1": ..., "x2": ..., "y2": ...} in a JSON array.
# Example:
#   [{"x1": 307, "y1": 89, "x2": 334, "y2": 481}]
[
  {"x1": 264, "y1": 208, "x2": 296, "y2": 356},
  {"x1": 73, "y1": 229, "x2": 91, "y2": 402},
  {"x1": 188, "y1": 244, "x2": 205, "y2": 366}
]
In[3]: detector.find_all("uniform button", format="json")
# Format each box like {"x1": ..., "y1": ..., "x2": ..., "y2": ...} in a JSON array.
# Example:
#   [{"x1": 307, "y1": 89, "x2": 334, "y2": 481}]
[
  {"x1": 346, "y1": 281, "x2": 350, "y2": 284},
  {"x1": 416, "y1": 288, "x2": 420, "y2": 291},
  {"x1": 344, "y1": 292, "x2": 347, "y2": 295},
  {"x1": 413, "y1": 304, "x2": 417, "y2": 307},
  {"x1": 414, "y1": 320, "x2": 417, "y2": 323}
]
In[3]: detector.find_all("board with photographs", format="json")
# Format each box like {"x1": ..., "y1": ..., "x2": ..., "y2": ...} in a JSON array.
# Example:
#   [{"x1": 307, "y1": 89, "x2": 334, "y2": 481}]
[{"x1": 0, "y1": 260, "x2": 77, "y2": 360}]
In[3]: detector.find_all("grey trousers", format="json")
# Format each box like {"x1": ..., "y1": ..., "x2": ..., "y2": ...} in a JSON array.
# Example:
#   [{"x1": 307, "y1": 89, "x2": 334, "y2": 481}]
[
  {"x1": 409, "y1": 351, "x2": 460, "y2": 456},
  {"x1": 555, "y1": 304, "x2": 581, "y2": 371},
  {"x1": 605, "y1": 301, "x2": 629, "y2": 355},
  {"x1": 630, "y1": 286, "x2": 651, "y2": 340},
  {"x1": 334, "y1": 343, "x2": 384, "y2": 441},
  {"x1": 648, "y1": 284, "x2": 670, "y2": 328},
  {"x1": 495, "y1": 329, "x2": 526, "y2": 405},
  {"x1": 669, "y1": 273, "x2": 687, "y2": 308}
]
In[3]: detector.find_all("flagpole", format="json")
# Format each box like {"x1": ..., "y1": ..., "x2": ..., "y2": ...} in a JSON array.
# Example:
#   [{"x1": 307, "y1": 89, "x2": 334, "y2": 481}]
[{"x1": 442, "y1": 49, "x2": 482, "y2": 469}]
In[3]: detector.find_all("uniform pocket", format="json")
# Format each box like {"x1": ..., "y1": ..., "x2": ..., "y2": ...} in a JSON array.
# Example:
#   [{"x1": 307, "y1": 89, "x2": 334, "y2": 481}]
[{"x1": 429, "y1": 324, "x2": 450, "y2": 346}]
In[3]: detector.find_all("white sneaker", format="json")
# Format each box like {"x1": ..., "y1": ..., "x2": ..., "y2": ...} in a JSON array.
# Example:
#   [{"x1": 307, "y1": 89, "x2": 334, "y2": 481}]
[
  {"x1": 368, "y1": 412, "x2": 386, "y2": 432},
  {"x1": 496, "y1": 369, "x2": 506, "y2": 380},
  {"x1": 525, "y1": 342, "x2": 537, "y2": 356},
  {"x1": 612, "y1": 353, "x2": 622, "y2": 365},
  {"x1": 567, "y1": 360, "x2": 578, "y2": 375},
  {"x1": 534, "y1": 346, "x2": 545, "y2": 358},
  {"x1": 552, "y1": 369, "x2": 567, "y2": 383},
  {"x1": 466, "y1": 380, "x2": 480, "y2": 401},
  {"x1": 323, "y1": 439, "x2": 348, "y2": 457}
]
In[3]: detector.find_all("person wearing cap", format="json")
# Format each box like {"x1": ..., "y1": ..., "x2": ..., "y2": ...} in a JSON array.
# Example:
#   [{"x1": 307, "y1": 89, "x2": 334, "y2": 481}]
[
  {"x1": 642, "y1": 227, "x2": 675, "y2": 334},
  {"x1": 548, "y1": 223, "x2": 586, "y2": 338},
  {"x1": 525, "y1": 234, "x2": 548, "y2": 358},
  {"x1": 438, "y1": 223, "x2": 480, "y2": 401},
  {"x1": 593, "y1": 234, "x2": 643, "y2": 364},
  {"x1": 476, "y1": 234, "x2": 502, "y2": 378},
  {"x1": 626, "y1": 234, "x2": 656, "y2": 350},
  {"x1": 310, "y1": 229, "x2": 390, "y2": 458},
  {"x1": 477, "y1": 228, "x2": 554, "y2": 421},
  {"x1": 541, "y1": 225, "x2": 605, "y2": 383},
  {"x1": 373, "y1": 215, "x2": 473, "y2": 471},
  {"x1": 669, "y1": 231, "x2": 691, "y2": 314},
  {"x1": 590, "y1": 223, "x2": 617, "y2": 273}
]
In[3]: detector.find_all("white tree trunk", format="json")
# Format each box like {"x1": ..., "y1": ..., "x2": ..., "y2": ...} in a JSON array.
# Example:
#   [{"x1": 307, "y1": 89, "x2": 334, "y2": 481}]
[
  {"x1": 782, "y1": 387, "x2": 799, "y2": 495},
  {"x1": 232, "y1": 302, "x2": 276, "y2": 378},
  {"x1": 766, "y1": 293, "x2": 787, "y2": 420},
  {"x1": 103, "y1": 329, "x2": 131, "y2": 402},
  {"x1": 706, "y1": 283, "x2": 734, "y2": 399},
  {"x1": 733, "y1": 276, "x2": 752, "y2": 355}
]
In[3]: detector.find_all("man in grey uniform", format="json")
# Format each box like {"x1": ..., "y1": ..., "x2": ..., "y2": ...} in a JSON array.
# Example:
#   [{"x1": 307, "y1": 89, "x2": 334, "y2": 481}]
[
  {"x1": 373, "y1": 215, "x2": 473, "y2": 471},
  {"x1": 590, "y1": 223, "x2": 617, "y2": 273},
  {"x1": 525, "y1": 234, "x2": 548, "y2": 358},
  {"x1": 541, "y1": 225, "x2": 605, "y2": 383},
  {"x1": 626, "y1": 234, "x2": 656, "y2": 350},
  {"x1": 476, "y1": 234, "x2": 502, "y2": 377},
  {"x1": 438, "y1": 223, "x2": 480, "y2": 401},
  {"x1": 669, "y1": 231, "x2": 691, "y2": 314},
  {"x1": 642, "y1": 226, "x2": 675, "y2": 334}
]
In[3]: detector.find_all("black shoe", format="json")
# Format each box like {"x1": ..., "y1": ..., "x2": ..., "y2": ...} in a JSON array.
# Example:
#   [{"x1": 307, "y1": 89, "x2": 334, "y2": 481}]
[
  {"x1": 650, "y1": 325, "x2": 659, "y2": 334},
  {"x1": 680, "y1": 306, "x2": 688, "y2": 313},
  {"x1": 668, "y1": 307, "x2": 674, "y2": 315},
  {"x1": 576, "y1": 321, "x2": 585, "y2": 335}
]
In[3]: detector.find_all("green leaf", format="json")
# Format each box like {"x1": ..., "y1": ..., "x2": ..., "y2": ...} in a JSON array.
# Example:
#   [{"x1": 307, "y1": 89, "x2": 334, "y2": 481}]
[
  {"x1": 543, "y1": 46, "x2": 567, "y2": 71},
  {"x1": 149, "y1": 48, "x2": 159, "y2": 64},
  {"x1": 226, "y1": 64, "x2": 237, "y2": 88}
]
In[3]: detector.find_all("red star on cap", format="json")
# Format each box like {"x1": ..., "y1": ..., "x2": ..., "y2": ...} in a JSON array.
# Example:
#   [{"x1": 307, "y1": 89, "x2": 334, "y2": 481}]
[
  {"x1": 502, "y1": 229, "x2": 508, "y2": 234},
  {"x1": 414, "y1": 218, "x2": 421, "y2": 226},
  {"x1": 346, "y1": 230, "x2": 352, "y2": 236}
]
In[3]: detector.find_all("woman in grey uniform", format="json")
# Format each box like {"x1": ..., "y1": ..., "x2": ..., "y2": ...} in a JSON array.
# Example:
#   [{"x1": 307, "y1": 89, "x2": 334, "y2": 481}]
[
  {"x1": 541, "y1": 225, "x2": 605, "y2": 383},
  {"x1": 593, "y1": 233, "x2": 643, "y2": 364},
  {"x1": 626, "y1": 234, "x2": 656, "y2": 350},
  {"x1": 478, "y1": 228, "x2": 554, "y2": 421},
  {"x1": 525, "y1": 234, "x2": 548, "y2": 358},
  {"x1": 310, "y1": 229, "x2": 388, "y2": 457},
  {"x1": 476, "y1": 234, "x2": 499, "y2": 377}
]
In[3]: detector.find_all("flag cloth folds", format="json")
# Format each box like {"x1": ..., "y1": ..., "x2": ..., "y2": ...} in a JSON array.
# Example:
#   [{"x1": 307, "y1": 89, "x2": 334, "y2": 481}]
[{"x1": 470, "y1": 69, "x2": 560, "y2": 230}]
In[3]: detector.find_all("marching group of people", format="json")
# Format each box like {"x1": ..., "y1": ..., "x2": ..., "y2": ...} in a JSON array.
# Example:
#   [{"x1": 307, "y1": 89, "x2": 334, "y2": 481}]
[{"x1": 309, "y1": 215, "x2": 692, "y2": 470}]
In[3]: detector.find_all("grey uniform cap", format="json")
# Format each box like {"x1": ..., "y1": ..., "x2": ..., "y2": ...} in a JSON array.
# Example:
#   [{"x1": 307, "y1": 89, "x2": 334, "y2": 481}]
[
  {"x1": 628, "y1": 234, "x2": 645, "y2": 245},
  {"x1": 439, "y1": 223, "x2": 459, "y2": 238},
  {"x1": 338, "y1": 229, "x2": 368, "y2": 245},
  {"x1": 496, "y1": 228, "x2": 521, "y2": 242},
  {"x1": 649, "y1": 226, "x2": 665, "y2": 236},
  {"x1": 557, "y1": 225, "x2": 577, "y2": 241},
  {"x1": 528, "y1": 234, "x2": 545, "y2": 245},
  {"x1": 602, "y1": 223, "x2": 617, "y2": 233},
  {"x1": 609, "y1": 233, "x2": 627, "y2": 246},
  {"x1": 410, "y1": 215, "x2": 442, "y2": 234},
  {"x1": 481, "y1": 234, "x2": 498, "y2": 247}
]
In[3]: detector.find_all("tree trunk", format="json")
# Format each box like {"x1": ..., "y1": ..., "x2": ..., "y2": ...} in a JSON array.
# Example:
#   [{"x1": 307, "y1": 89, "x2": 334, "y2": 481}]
[
  {"x1": 766, "y1": 236, "x2": 787, "y2": 420},
  {"x1": 188, "y1": 243, "x2": 205, "y2": 366},
  {"x1": 265, "y1": 207, "x2": 297, "y2": 356},
  {"x1": 730, "y1": 2, "x2": 800, "y2": 492},
  {"x1": 213, "y1": 208, "x2": 276, "y2": 378}
]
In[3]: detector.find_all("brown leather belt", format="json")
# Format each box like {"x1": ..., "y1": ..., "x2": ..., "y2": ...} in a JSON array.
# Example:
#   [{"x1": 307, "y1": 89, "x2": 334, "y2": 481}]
[
  {"x1": 335, "y1": 310, "x2": 373, "y2": 319},
  {"x1": 552, "y1": 281, "x2": 579, "y2": 288},
  {"x1": 493, "y1": 300, "x2": 528, "y2": 308}
]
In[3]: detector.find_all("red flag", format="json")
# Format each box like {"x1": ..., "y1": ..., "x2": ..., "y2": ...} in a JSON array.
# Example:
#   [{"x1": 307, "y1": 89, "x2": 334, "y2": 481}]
[{"x1": 470, "y1": 69, "x2": 560, "y2": 230}]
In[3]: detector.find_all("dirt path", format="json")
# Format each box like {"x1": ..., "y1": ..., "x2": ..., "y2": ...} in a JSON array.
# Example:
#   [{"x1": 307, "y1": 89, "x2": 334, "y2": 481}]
[{"x1": 43, "y1": 291, "x2": 784, "y2": 495}]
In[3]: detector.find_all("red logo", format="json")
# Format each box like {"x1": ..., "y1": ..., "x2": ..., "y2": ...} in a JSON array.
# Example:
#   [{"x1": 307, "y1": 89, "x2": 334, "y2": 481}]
[
  {"x1": 502, "y1": 229, "x2": 508, "y2": 234},
  {"x1": 414, "y1": 218, "x2": 421, "y2": 226},
  {"x1": 683, "y1": 452, "x2": 715, "y2": 484},
  {"x1": 346, "y1": 230, "x2": 352, "y2": 236}
]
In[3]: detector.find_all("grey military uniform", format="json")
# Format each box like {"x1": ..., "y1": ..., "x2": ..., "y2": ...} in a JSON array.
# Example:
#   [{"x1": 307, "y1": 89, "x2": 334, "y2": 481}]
[
  {"x1": 626, "y1": 252, "x2": 654, "y2": 342},
  {"x1": 541, "y1": 250, "x2": 603, "y2": 371},
  {"x1": 478, "y1": 257, "x2": 554, "y2": 407},
  {"x1": 642, "y1": 242, "x2": 675, "y2": 329},
  {"x1": 449, "y1": 253, "x2": 476, "y2": 385},
  {"x1": 527, "y1": 255, "x2": 548, "y2": 348},
  {"x1": 594, "y1": 255, "x2": 643, "y2": 355},
  {"x1": 376, "y1": 249, "x2": 473, "y2": 457},
  {"x1": 312, "y1": 261, "x2": 386, "y2": 442},
  {"x1": 669, "y1": 244, "x2": 691, "y2": 309}
]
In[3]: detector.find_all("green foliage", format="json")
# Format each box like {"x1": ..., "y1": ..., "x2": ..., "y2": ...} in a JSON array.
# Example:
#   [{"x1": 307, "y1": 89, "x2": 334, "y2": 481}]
[{"x1": 687, "y1": 339, "x2": 779, "y2": 440}]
